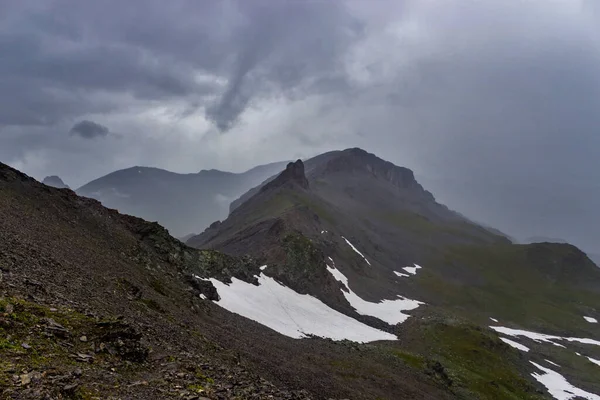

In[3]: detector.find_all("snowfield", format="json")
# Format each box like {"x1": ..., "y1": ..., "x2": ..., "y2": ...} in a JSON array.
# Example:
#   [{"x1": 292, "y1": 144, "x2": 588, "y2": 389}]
[
  {"x1": 206, "y1": 274, "x2": 397, "y2": 342},
  {"x1": 326, "y1": 264, "x2": 422, "y2": 325},
  {"x1": 530, "y1": 362, "x2": 600, "y2": 400},
  {"x1": 584, "y1": 316, "x2": 598, "y2": 323}
]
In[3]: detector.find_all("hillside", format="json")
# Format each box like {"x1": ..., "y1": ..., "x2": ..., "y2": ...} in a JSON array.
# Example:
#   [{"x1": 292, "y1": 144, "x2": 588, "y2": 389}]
[
  {"x1": 3, "y1": 149, "x2": 600, "y2": 399},
  {"x1": 189, "y1": 148, "x2": 600, "y2": 399},
  {"x1": 0, "y1": 161, "x2": 466, "y2": 399},
  {"x1": 76, "y1": 161, "x2": 288, "y2": 237}
]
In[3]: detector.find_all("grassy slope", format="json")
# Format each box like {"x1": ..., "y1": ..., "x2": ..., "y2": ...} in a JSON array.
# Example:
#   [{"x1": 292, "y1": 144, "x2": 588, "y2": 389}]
[
  {"x1": 216, "y1": 189, "x2": 571, "y2": 399},
  {"x1": 284, "y1": 191, "x2": 600, "y2": 398},
  {"x1": 415, "y1": 243, "x2": 600, "y2": 335},
  {"x1": 403, "y1": 242, "x2": 600, "y2": 397},
  {"x1": 389, "y1": 317, "x2": 547, "y2": 400}
]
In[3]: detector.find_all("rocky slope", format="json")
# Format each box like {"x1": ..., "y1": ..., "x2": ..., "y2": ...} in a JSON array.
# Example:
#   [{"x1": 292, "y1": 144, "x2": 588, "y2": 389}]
[
  {"x1": 76, "y1": 161, "x2": 288, "y2": 238},
  {"x1": 0, "y1": 161, "x2": 467, "y2": 399}
]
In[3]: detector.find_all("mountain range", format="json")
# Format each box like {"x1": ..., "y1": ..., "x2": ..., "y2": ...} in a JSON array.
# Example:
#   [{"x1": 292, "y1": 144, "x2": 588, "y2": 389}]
[
  {"x1": 75, "y1": 161, "x2": 289, "y2": 237},
  {"x1": 2, "y1": 148, "x2": 600, "y2": 399}
]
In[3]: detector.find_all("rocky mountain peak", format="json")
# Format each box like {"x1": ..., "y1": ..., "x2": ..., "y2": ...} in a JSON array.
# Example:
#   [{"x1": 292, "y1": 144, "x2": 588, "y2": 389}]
[
  {"x1": 260, "y1": 159, "x2": 309, "y2": 192},
  {"x1": 42, "y1": 175, "x2": 69, "y2": 189},
  {"x1": 322, "y1": 148, "x2": 431, "y2": 198}
]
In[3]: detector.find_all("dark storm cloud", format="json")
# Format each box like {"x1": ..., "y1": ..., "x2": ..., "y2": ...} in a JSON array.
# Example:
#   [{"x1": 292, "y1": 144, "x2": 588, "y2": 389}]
[
  {"x1": 0, "y1": 0, "x2": 358, "y2": 129},
  {"x1": 204, "y1": 1, "x2": 360, "y2": 131},
  {"x1": 69, "y1": 120, "x2": 109, "y2": 139}
]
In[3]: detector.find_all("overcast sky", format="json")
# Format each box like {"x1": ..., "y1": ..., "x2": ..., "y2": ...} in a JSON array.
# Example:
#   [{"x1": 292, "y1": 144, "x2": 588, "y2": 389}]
[{"x1": 2, "y1": 0, "x2": 600, "y2": 252}]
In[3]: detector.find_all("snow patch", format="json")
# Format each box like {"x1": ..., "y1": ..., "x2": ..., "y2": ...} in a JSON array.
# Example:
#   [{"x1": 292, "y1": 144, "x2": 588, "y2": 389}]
[
  {"x1": 490, "y1": 317, "x2": 499, "y2": 323},
  {"x1": 341, "y1": 236, "x2": 371, "y2": 266},
  {"x1": 530, "y1": 362, "x2": 600, "y2": 400},
  {"x1": 326, "y1": 265, "x2": 422, "y2": 325},
  {"x1": 199, "y1": 294, "x2": 207, "y2": 300},
  {"x1": 490, "y1": 326, "x2": 600, "y2": 347},
  {"x1": 260, "y1": 265, "x2": 267, "y2": 271},
  {"x1": 500, "y1": 337, "x2": 530, "y2": 352},
  {"x1": 545, "y1": 359, "x2": 561, "y2": 368},
  {"x1": 394, "y1": 271, "x2": 410, "y2": 278},
  {"x1": 584, "y1": 316, "x2": 598, "y2": 323},
  {"x1": 209, "y1": 274, "x2": 396, "y2": 342},
  {"x1": 587, "y1": 357, "x2": 600, "y2": 367},
  {"x1": 403, "y1": 264, "x2": 422, "y2": 275}
]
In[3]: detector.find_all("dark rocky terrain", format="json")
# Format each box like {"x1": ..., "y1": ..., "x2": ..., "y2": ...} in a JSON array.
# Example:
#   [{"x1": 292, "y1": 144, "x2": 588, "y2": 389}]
[{"x1": 76, "y1": 161, "x2": 288, "y2": 238}]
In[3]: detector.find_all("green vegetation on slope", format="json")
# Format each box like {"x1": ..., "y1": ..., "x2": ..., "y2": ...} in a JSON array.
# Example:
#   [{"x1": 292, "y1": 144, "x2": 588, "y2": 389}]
[
  {"x1": 388, "y1": 318, "x2": 547, "y2": 400},
  {"x1": 415, "y1": 243, "x2": 600, "y2": 336},
  {"x1": 372, "y1": 210, "x2": 506, "y2": 244},
  {"x1": 0, "y1": 296, "x2": 147, "y2": 398}
]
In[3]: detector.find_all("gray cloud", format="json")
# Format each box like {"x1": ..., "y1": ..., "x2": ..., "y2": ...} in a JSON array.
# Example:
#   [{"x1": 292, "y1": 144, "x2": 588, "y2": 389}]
[
  {"x1": 204, "y1": 1, "x2": 359, "y2": 131},
  {"x1": 2, "y1": 0, "x2": 600, "y2": 254},
  {"x1": 69, "y1": 120, "x2": 109, "y2": 139}
]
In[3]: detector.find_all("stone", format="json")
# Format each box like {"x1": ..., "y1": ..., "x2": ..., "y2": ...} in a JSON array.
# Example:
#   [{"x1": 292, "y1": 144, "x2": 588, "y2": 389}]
[{"x1": 20, "y1": 373, "x2": 31, "y2": 385}]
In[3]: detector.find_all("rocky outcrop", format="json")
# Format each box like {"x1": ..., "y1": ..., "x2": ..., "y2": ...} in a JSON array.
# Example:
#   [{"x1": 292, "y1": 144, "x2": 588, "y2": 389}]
[{"x1": 260, "y1": 159, "x2": 309, "y2": 193}]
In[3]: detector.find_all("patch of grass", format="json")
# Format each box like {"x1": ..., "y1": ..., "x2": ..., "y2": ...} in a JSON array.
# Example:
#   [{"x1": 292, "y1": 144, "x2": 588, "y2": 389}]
[
  {"x1": 389, "y1": 349, "x2": 425, "y2": 369},
  {"x1": 372, "y1": 211, "x2": 498, "y2": 243},
  {"x1": 244, "y1": 192, "x2": 295, "y2": 224},
  {"x1": 289, "y1": 192, "x2": 337, "y2": 225},
  {"x1": 138, "y1": 298, "x2": 165, "y2": 313},
  {"x1": 149, "y1": 278, "x2": 168, "y2": 296},
  {"x1": 389, "y1": 320, "x2": 546, "y2": 400},
  {"x1": 328, "y1": 360, "x2": 362, "y2": 380},
  {"x1": 0, "y1": 297, "x2": 114, "y2": 388},
  {"x1": 187, "y1": 383, "x2": 206, "y2": 393},
  {"x1": 0, "y1": 336, "x2": 18, "y2": 350},
  {"x1": 282, "y1": 232, "x2": 321, "y2": 271}
]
